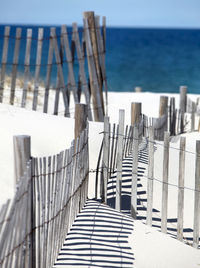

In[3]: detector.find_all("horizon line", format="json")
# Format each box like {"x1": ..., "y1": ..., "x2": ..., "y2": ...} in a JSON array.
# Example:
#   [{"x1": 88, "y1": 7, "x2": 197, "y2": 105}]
[{"x1": 0, "y1": 22, "x2": 200, "y2": 30}]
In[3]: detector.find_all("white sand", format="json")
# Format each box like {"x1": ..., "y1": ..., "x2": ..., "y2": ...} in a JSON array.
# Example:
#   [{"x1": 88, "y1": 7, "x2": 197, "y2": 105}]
[{"x1": 1, "y1": 91, "x2": 200, "y2": 267}]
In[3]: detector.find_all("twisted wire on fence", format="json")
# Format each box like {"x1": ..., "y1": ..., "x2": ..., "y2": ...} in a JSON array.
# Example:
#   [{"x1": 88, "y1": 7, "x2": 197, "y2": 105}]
[
  {"x1": 0, "y1": 25, "x2": 105, "y2": 41},
  {"x1": 99, "y1": 130, "x2": 198, "y2": 156}
]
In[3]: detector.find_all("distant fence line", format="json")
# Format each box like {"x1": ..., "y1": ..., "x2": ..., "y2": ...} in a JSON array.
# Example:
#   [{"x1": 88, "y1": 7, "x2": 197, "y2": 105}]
[
  {"x1": 0, "y1": 126, "x2": 89, "y2": 268},
  {"x1": 97, "y1": 108, "x2": 200, "y2": 249},
  {"x1": 0, "y1": 11, "x2": 107, "y2": 122}
]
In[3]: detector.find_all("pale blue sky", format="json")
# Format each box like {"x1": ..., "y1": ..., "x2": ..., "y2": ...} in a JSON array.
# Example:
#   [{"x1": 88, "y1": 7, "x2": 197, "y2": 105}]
[{"x1": 1, "y1": 0, "x2": 200, "y2": 28}]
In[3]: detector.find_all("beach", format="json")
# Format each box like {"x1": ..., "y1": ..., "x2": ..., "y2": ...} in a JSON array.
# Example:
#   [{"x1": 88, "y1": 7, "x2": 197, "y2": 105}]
[{"x1": 1, "y1": 90, "x2": 200, "y2": 267}]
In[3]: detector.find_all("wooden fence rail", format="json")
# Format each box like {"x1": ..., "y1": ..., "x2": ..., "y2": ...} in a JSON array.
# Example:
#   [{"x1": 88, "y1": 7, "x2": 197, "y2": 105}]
[
  {"x1": 0, "y1": 12, "x2": 106, "y2": 121},
  {"x1": 0, "y1": 126, "x2": 89, "y2": 267},
  {"x1": 98, "y1": 110, "x2": 200, "y2": 248}
]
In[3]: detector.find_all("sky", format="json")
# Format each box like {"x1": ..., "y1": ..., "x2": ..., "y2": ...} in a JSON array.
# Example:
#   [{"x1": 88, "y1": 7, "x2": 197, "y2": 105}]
[{"x1": 0, "y1": 0, "x2": 200, "y2": 28}]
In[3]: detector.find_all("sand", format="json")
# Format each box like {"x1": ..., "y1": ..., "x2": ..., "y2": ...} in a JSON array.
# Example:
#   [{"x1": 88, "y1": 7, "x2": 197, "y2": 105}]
[{"x1": 1, "y1": 91, "x2": 200, "y2": 267}]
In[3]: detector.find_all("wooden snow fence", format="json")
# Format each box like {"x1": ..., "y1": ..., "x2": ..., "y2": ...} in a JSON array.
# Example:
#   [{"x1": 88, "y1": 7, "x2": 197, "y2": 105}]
[
  {"x1": 0, "y1": 11, "x2": 106, "y2": 121},
  {"x1": 0, "y1": 126, "x2": 89, "y2": 268},
  {"x1": 97, "y1": 110, "x2": 200, "y2": 248}
]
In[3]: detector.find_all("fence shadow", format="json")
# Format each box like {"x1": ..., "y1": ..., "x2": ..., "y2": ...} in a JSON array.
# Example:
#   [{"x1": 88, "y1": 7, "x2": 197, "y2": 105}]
[
  {"x1": 106, "y1": 139, "x2": 196, "y2": 248},
  {"x1": 54, "y1": 199, "x2": 134, "y2": 268}
]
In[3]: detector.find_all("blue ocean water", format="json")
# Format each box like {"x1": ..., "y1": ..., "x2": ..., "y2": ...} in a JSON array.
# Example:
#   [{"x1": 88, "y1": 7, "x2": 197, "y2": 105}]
[{"x1": 0, "y1": 24, "x2": 200, "y2": 93}]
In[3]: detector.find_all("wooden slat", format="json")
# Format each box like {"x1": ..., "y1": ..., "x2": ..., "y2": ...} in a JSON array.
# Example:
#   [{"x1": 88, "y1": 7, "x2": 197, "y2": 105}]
[
  {"x1": 95, "y1": 15, "x2": 108, "y2": 115},
  {"x1": 54, "y1": 72, "x2": 60, "y2": 115},
  {"x1": 21, "y1": 29, "x2": 32, "y2": 108},
  {"x1": 43, "y1": 32, "x2": 54, "y2": 113},
  {"x1": 193, "y1": 140, "x2": 200, "y2": 248},
  {"x1": 115, "y1": 109, "x2": 125, "y2": 211},
  {"x1": 113, "y1": 124, "x2": 119, "y2": 172},
  {"x1": 50, "y1": 155, "x2": 56, "y2": 266},
  {"x1": 46, "y1": 156, "x2": 51, "y2": 267},
  {"x1": 51, "y1": 27, "x2": 70, "y2": 117},
  {"x1": 131, "y1": 126, "x2": 139, "y2": 219},
  {"x1": 109, "y1": 123, "x2": 116, "y2": 174},
  {"x1": 161, "y1": 131, "x2": 170, "y2": 233},
  {"x1": 34, "y1": 158, "x2": 40, "y2": 268},
  {"x1": 72, "y1": 23, "x2": 93, "y2": 121},
  {"x1": 61, "y1": 25, "x2": 78, "y2": 104},
  {"x1": 146, "y1": 126, "x2": 154, "y2": 226},
  {"x1": 102, "y1": 16, "x2": 106, "y2": 55},
  {"x1": 0, "y1": 26, "x2": 10, "y2": 103},
  {"x1": 102, "y1": 116, "x2": 110, "y2": 203},
  {"x1": 10, "y1": 27, "x2": 21, "y2": 105},
  {"x1": 191, "y1": 101, "x2": 196, "y2": 131},
  {"x1": 53, "y1": 34, "x2": 62, "y2": 116},
  {"x1": 32, "y1": 28, "x2": 44, "y2": 110},
  {"x1": 177, "y1": 136, "x2": 186, "y2": 241}
]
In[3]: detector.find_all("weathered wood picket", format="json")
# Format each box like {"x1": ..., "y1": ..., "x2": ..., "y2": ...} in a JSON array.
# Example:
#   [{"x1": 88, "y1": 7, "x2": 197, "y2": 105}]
[
  {"x1": 0, "y1": 126, "x2": 89, "y2": 267},
  {"x1": 0, "y1": 12, "x2": 106, "y2": 121}
]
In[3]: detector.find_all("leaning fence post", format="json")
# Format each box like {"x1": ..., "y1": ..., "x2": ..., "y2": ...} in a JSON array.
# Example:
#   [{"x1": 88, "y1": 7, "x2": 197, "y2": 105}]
[
  {"x1": 146, "y1": 126, "x2": 154, "y2": 226},
  {"x1": 101, "y1": 116, "x2": 110, "y2": 203},
  {"x1": 116, "y1": 109, "x2": 125, "y2": 211},
  {"x1": 83, "y1": 14, "x2": 104, "y2": 122},
  {"x1": 131, "y1": 125, "x2": 139, "y2": 219},
  {"x1": 177, "y1": 136, "x2": 186, "y2": 241},
  {"x1": 161, "y1": 131, "x2": 170, "y2": 233},
  {"x1": 131, "y1": 102, "x2": 141, "y2": 126},
  {"x1": 193, "y1": 140, "x2": 200, "y2": 248},
  {"x1": 13, "y1": 135, "x2": 31, "y2": 186},
  {"x1": 74, "y1": 103, "x2": 88, "y2": 140}
]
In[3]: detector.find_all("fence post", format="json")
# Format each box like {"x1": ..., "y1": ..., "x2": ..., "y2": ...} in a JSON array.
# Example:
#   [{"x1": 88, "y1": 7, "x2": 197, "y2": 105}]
[
  {"x1": 101, "y1": 116, "x2": 110, "y2": 203},
  {"x1": 146, "y1": 126, "x2": 154, "y2": 226},
  {"x1": 131, "y1": 125, "x2": 139, "y2": 219},
  {"x1": 131, "y1": 102, "x2": 141, "y2": 126},
  {"x1": 83, "y1": 17, "x2": 104, "y2": 122},
  {"x1": 74, "y1": 104, "x2": 88, "y2": 140},
  {"x1": 180, "y1": 86, "x2": 187, "y2": 113},
  {"x1": 161, "y1": 131, "x2": 170, "y2": 233},
  {"x1": 177, "y1": 136, "x2": 186, "y2": 241},
  {"x1": 193, "y1": 140, "x2": 200, "y2": 248},
  {"x1": 116, "y1": 109, "x2": 125, "y2": 211},
  {"x1": 13, "y1": 135, "x2": 31, "y2": 186},
  {"x1": 180, "y1": 86, "x2": 187, "y2": 133},
  {"x1": 83, "y1": 11, "x2": 104, "y2": 111},
  {"x1": 159, "y1": 96, "x2": 168, "y2": 117},
  {"x1": 135, "y1": 87, "x2": 142, "y2": 93},
  {"x1": 191, "y1": 101, "x2": 196, "y2": 132},
  {"x1": 169, "y1": 97, "x2": 176, "y2": 136}
]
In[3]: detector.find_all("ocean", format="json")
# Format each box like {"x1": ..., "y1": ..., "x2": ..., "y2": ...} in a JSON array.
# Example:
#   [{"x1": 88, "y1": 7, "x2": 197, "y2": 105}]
[{"x1": 0, "y1": 24, "x2": 200, "y2": 94}]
